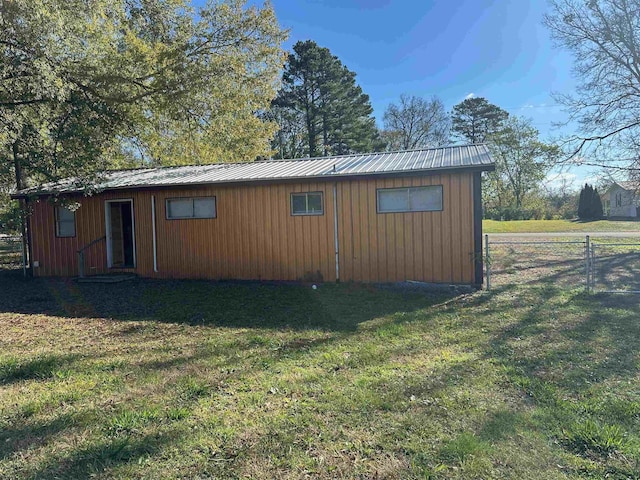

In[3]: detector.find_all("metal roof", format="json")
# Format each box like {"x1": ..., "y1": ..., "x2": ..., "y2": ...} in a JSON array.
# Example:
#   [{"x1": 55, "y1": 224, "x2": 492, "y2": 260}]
[{"x1": 15, "y1": 144, "x2": 494, "y2": 197}]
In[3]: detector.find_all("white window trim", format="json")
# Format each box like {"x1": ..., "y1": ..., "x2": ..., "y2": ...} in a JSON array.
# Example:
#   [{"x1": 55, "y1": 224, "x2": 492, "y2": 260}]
[
  {"x1": 55, "y1": 206, "x2": 76, "y2": 238},
  {"x1": 290, "y1": 192, "x2": 324, "y2": 216},
  {"x1": 376, "y1": 185, "x2": 444, "y2": 213},
  {"x1": 105, "y1": 199, "x2": 137, "y2": 269},
  {"x1": 166, "y1": 197, "x2": 217, "y2": 220}
]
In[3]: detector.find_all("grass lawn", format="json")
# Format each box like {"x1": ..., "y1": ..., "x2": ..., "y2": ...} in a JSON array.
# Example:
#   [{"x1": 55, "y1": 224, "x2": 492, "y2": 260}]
[
  {"x1": 1, "y1": 263, "x2": 639, "y2": 478},
  {"x1": 483, "y1": 219, "x2": 640, "y2": 233}
]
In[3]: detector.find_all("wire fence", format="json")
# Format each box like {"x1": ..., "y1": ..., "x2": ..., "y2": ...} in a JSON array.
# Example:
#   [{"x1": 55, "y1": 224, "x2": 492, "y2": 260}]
[
  {"x1": 590, "y1": 243, "x2": 640, "y2": 294},
  {"x1": 485, "y1": 235, "x2": 640, "y2": 294},
  {"x1": 485, "y1": 237, "x2": 588, "y2": 290},
  {"x1": 0, "y1": 235, "x2": 23, "y2": 271}
]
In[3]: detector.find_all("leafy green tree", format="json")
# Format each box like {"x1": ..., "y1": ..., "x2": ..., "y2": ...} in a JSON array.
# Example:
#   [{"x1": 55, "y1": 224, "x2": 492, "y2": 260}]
[
  {"x1": 271, "y1": 40, "x2": 381, "y2": 158},
  {"x1": 382, "y1": 94, "x2": 450, "y2": 150},
  {"x1": 0, "y1": 0, "x2": 286, "y2": 193},
  {"x1": 544, "y1": 0, "x2": 640, "y2": 172},
  {"x1": 487, "y1": 117, "x2": 559, "y2": 211},
  {"x1": 451, "y1": 97, "x2": 509, "y2": 144}
]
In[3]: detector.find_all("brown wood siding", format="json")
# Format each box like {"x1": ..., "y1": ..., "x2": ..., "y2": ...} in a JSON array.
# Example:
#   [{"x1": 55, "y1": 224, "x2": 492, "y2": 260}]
[
  {"x1": 28, "y1": 172, "x2": 476, "y2": 283},
  {"x1": 336, "y1": 173, "x2": 475, "y2": 284},
  {"x1": 29, "y1": 183, "x2": 335, "y2": 281}
]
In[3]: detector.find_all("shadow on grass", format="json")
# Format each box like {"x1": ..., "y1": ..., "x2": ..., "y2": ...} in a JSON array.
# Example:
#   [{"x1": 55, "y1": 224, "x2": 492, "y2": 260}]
[
  {"x1": 0, "y1": 411, "x2": 84, "y2": 461},
  {"x1": 29, "y1": 431, "x2": 180, "y2": 479},
  {"x1": 466, "y1": 268, "x2": 640, "y2": 472},
  {"x1": 591, "y1": 250, "x2": 640, "y2": 291},
  {"x1": 0, "y1": 268, "x2": 457, "y2": 332},
  {"x1": 0, "y1": 353, "x2": 82, "y2": 385}
]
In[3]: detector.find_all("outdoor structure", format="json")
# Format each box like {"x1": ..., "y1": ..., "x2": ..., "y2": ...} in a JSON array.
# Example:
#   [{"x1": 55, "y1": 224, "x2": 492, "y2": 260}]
[
  {"x1": 13, "y1": 145, "x2": 495, "y2": 286},
  {"x1": 604, "y1": 181, "x2": 639, "y2": 219}
]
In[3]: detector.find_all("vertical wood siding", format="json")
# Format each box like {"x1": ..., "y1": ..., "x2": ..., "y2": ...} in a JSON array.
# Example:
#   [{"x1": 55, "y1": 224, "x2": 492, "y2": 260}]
[
  {"x1": 28, "y1": 172, "x2": 476, "y2": 283},
  {"x1": 335, "y1": 173, "x2": 474, "y2": 284}
]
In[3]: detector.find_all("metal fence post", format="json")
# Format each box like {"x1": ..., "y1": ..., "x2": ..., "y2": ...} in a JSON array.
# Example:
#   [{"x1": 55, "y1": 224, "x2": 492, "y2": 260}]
[
  {"x1": 590, "y1": 243, "x2": 596, "y2": 291},
  {"x1": 485, "y1": 234, "x2": 491, "y2": 291},
  {"x1": 21, "y1": 235, "x2": 27, "y2": 278},
  {"x1": 585, "y1": 235, "x2": 590, "y2": 294}
]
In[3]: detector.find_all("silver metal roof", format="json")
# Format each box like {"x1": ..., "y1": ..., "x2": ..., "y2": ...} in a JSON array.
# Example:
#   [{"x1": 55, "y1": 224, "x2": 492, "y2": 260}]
[{"x1": 16, "y1": 144, "x2": 494, "y2": 196}]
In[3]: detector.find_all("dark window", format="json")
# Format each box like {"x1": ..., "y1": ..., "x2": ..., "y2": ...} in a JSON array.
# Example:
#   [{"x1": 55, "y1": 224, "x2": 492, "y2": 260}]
[
  {"x1": 377, "y1": 186, "x2": 443, "y2": 213},
  {"x1": 166, "y1": 197, "x2": 216, "y2": 219},
  {"x1": 55, "y1": 206, "x2": 75, "y2": 237},
  {"x1": 291, "y1": 192, "x2": 324, "y2": 215}
]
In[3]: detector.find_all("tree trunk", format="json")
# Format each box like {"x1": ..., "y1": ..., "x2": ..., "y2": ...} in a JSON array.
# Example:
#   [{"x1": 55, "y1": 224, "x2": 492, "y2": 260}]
[
  {"x1": 13, "y1": 141, "x2": 30, "y2": 276},
  {"x1": 13, "y1": 141, "x2": 24, "y2": 191}
]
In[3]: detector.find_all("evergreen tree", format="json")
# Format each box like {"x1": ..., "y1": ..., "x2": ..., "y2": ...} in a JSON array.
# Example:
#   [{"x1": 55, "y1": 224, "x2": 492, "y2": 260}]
[
  {"x1": 577, "y1": 183, "x2": 603, "y2": 220},
  {"x1": 271, "y1": 40, "x2": 381, "y2": 158},
  {"x1": 577, "y1": 184, "x2": 587, "y2": 219},
  {"x1": 451, "y1": 97, "x2": 509, "y2": 144},
  {"x1": 593, "y1": 187, "x2": 604, "y2": 219}
]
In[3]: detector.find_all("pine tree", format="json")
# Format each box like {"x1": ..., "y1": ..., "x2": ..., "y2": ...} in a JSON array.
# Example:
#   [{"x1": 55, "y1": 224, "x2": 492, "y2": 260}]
[
  {"x1": 577, "y1": 184, "x2": 587, "y2": 219},
  {"x1": 271, "y1": 40, "x2": 381, "y2": 158},
  {"x1": 451, "y1": 97, "x2": 509, "y2": 144},
  {"x1": 593, "y1": 187, "x2": 604, "y2": 219}
]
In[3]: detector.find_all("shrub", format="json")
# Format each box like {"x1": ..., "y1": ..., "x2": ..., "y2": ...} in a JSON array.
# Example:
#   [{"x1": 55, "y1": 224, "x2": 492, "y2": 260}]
[{"x1": 577, "y1": 184, "x2": 603, "y2": 220}]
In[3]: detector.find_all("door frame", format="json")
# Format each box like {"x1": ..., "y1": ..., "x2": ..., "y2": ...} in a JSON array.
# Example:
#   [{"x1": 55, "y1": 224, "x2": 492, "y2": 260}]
[{"x1": 105, "y1": 199, "x2": 137, "y2": 268}]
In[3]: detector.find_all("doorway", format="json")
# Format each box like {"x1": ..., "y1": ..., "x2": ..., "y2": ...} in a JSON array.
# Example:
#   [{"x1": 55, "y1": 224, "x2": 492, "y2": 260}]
[{"x1": 105, "y1": 200, "x2": 136, "y2": 268}]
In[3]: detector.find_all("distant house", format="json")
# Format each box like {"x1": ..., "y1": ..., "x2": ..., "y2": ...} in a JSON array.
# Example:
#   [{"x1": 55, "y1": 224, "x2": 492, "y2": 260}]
[
  {"x1": 13, "y1": 145, "x2": 495, "y2": 287},
  {"x1": 604, "y1": 181, "x2": 639, "y2": 219}
]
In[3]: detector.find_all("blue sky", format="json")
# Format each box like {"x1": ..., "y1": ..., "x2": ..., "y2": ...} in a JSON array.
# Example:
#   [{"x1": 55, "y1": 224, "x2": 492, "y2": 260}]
[
  {"x1": 208, "y1": 1, "x2": 598, "y2": 187},
  {"x1": 274, "y1": 1, "x2": 569, "y2": 122}
]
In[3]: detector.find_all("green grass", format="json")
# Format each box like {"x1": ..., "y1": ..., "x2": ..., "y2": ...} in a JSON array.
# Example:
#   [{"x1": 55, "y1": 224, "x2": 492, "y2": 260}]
[
  {"x1": 1, "y1": 269, "x2": 639, "y2": 478},
  {"x1": 483, "y1": 219, "x2": 640, "y2": 233}
]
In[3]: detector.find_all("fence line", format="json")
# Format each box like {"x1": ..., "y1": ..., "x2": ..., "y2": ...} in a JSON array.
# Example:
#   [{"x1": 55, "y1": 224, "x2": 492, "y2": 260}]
[
  {"x1": 0, "y1": 235, "x2": 24, "y2": 274},
  {"x1": 485, "y1": 235, "x2": 640, "y2": 294}
]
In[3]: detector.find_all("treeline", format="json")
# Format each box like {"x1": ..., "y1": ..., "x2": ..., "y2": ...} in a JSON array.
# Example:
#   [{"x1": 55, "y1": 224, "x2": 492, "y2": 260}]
[
  {"x1": 0, "y1": 2, "x2": 586, "y2": 231},
  {"x1": 266, "y1": 41, "x2": 567, "y2": 220}
]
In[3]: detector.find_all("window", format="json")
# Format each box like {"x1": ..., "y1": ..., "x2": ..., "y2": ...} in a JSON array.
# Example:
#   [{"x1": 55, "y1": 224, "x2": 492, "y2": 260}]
[
  {"x1": 166, "y1": 197, "x2": 216, "y2": 219},
  {"x1": 55, "y1": 206, "x2": 76, "y2": 237},
  {"x1": 616, "y1": 193, "x2": 623, "y2": 207},
  {"x1": 291, "y1": 192, "x2": 324, "y2": 215},
  {"x1": 377, "y1": 185, "x2": 443, "y2": 213}
]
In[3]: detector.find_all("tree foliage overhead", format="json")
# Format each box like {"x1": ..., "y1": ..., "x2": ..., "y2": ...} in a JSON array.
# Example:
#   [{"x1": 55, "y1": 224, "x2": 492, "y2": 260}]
[
  {"x1": 270, "y1": 40, "x2": 381, "y2": 159},
  {"x1": 382, "y1": 94, "x2": 450, "y2": 151},
  {"x1": 0, "y1": 0, "x2": 286, "y2": 192},
  {"x1": 451, "y1": 97, "x2": 509, "y2": 144},
  {"x1": 544, "y1": 0, "x2": 640, "y2": 172}
]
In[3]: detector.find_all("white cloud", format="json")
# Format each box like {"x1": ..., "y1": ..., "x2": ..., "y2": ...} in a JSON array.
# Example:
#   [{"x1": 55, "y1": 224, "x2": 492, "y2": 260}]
[
  {"x1": 581, "y1": 175, "x2": 604, "y2": 187},
  {"x1": 544, "y1": 172, "x2": 577, "y2": 190},
  {"x1": 519, "y1": 103, "x2": 552, "y2": 110},
  {"x1": 464, "y1": 92, "x2": 475, "y2": 100},
  {"x1": 544, "y1": 170, "x2": 606, "y2": 192}
]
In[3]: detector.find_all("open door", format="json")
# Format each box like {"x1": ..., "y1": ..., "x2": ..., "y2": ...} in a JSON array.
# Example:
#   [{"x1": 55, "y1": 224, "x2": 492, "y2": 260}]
[{"x1": 106, "y1": 200, "x2": 136, "y2": 268}]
